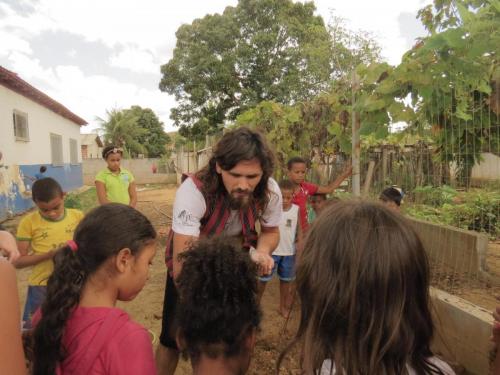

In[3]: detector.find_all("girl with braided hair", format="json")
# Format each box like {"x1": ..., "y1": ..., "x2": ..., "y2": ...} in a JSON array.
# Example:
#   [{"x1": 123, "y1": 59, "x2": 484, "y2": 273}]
[{"x1": 32, "y1": 204, "x2": 157, "y2": 375}]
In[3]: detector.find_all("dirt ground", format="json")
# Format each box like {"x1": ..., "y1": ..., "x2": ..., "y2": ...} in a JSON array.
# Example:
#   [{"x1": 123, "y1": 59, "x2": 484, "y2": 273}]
[
  {"x1": 12, "y1": 186, "x2": 301, "y2": 374},
  {"x1": 454, "y1": 242, "x2": 500, "y2": 311},
  {"x1": 10, "y1": 185, "x2": 498, "y2": 373},
  {"x1": 430, "y1": 242, "x2": 500, "y2": 311}
]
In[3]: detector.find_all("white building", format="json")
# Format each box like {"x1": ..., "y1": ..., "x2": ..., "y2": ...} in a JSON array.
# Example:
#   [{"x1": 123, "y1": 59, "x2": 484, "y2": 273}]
[
  {"x1": 81, "y1": 132, "x2": 104, "y2": 159},
  {"x1": 0, "y1": 66, "x2": 87, "y2": 220}
]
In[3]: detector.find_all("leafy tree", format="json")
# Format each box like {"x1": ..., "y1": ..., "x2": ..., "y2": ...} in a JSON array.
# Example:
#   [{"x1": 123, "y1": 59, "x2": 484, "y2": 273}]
[
  {"x1": 328, "y1": 16, "x2": 382, "y2": 81},
  {"x1": 128, "y1": 106, "x2": 170, "y2": 157},
  {"x1": 97, "y1": 108, "x2": 146, "y2": 157},
  {"x1": 365, "y1": 0, "x2": 500, "y2": 186},
  {"x1": 160, "y1": 0, "x2": 332, "y2": 137},
  {"x1": 98, "y1": 107, "x2": 169, "y2": 158}
]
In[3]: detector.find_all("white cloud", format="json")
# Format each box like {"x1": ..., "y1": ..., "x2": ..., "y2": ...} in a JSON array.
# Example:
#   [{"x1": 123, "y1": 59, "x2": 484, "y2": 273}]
[
  {"x1": 312, "y1": 0, "x2": 431, "y2": 65},
  {"x1": 109, "y1": 46, "x2": 159, "y2": 75},
  {"x1": 0, "y1": 30, "x2": 32, "y2": 57},
  {"x1": 4, "y1": 51, "x2": 56, "y2": 84}
]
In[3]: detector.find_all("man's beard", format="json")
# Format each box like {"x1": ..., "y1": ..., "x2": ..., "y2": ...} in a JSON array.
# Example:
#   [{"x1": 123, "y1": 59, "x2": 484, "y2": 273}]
[{"x1": 228, "y1": 189, "x2": 253, "y2": 209}]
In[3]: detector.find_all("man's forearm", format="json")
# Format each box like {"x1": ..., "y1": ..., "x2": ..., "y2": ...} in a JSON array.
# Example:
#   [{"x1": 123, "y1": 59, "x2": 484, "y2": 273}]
[
  {"x1": 172, "y1": 233, "x2": 197, "y2": 279},
  {"x1": 256, "y1": 229, "x2": 279, "y2": 255}
]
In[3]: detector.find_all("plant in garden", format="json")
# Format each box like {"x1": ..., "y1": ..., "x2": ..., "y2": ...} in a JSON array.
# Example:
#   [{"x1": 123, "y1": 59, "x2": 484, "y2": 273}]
[
  {"x1": 413, "y1": 185, "x2": 458, "y2": 206},
  {"x1": 406, "y1": 188, "x2": 500, "y2": 239},
  {"x1": 364, "y1": 0, "x2": 500, "y2": 187},
  {"x1": 64, "y1": 188, "x2": 99, "y2": 213}
]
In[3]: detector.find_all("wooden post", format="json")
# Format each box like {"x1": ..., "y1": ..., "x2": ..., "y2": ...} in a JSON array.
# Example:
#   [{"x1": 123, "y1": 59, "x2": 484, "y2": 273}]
[
  {"x1": 193, "y1": 140, "x2": 198, "y2": 172},
  {"x1": 352, "y1": 72, "x2": 361, "y2": 196},
  {"x1": 362, "y1": 160, "x2": 376, "y2": 196},
  {"x1": 381, "y1": 146, "x2": 388, "y2": 185}
]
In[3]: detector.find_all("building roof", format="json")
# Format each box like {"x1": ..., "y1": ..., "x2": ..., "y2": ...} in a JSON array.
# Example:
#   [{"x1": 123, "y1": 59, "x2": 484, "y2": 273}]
[
  {"x1": 81, "y1": 132, "x2": 104, "y2": 147},
  {"x1": 0, "y1": 66, "x2": 87, "y2": 126}
]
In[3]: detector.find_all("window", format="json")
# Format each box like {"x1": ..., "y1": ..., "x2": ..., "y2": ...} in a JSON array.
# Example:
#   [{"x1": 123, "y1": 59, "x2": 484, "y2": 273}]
[
  {"x1": 69, "y1": 138, "x2": 78, "y2": 164},
  {"x1": 13, "y1": 110, "x2": 29, "y2": 141},
  {"x1": 50, "y1": 133, "x2": 63, "y2": 166}
]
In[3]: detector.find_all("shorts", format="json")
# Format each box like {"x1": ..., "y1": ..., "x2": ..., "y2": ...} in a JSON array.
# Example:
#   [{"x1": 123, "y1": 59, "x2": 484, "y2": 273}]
[
  {"x1": 259, "y1": 254, "x2": 296, "y2": 282},
  {"x1": 159, "y1": 274, "x2": 179, "y2": 349},
  {"x1": 22, "y1": 285, "x2": 47, "y2": 329}
]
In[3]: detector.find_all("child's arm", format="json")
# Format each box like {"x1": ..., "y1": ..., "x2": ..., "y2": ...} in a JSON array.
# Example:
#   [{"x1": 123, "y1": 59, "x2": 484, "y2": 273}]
[
  {"x1": 128, "y1": 182, "x2": 137, "y2": 208},
  {"x1": 295, "y1": 210, "x2": 304, "y2": 261},
  {"x1": 0, "y1": 231, "x2": 20, "y2": 263},
  {"x1": 492, "y1": 306, "x2": 500, "y2": 374},
  {"x1": 316, "y1": 164, "x2": 352, "y2": 194},
  {"x1": 0, "y1": 261, "x2": 26, "y2": 375},
  {"x1": 13, "y1": 240, "x2": 56, "y2": 269},
  {"x1": 95, "y1": 181, "x2": 110, "y2": 205}
]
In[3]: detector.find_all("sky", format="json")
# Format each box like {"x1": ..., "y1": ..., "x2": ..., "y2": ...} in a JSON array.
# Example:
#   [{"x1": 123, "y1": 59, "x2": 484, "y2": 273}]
[{"x1": 0, "y1": 0, "x2": 430, "y2": 134}]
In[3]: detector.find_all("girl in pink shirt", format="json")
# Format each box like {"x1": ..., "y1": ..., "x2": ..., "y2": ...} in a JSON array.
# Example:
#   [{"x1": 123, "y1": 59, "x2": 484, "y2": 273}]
[{"x1": 32, "y1": 204, "x2": 157, "y2": 375}]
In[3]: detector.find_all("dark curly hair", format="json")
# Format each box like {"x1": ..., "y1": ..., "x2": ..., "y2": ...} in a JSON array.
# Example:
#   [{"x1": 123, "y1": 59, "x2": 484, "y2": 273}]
[
  {"x1": 32, "y1": 204, "x2": 156, "y2": 375},
  {"x1": 196, "y1": 127, "x2": 276, "y2": 210},
  {"x1": 176, "y1": 237, "x2": 261, "y2": 363}
]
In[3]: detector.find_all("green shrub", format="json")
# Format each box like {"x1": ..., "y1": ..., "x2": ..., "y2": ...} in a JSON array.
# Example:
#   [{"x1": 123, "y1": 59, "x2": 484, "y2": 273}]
[
  {"x1": 413, "y1": 185, "x2": 458, "y2": 206},
  {"x1": 406, "y1": 189, "x2": 500, "y2": 239}
]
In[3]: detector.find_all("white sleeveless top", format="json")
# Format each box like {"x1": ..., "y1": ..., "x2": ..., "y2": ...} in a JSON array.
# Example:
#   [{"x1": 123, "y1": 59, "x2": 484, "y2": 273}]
[
  {"x1": 273, "y1": 204, "x2": 299, "y2": 256},
  {"x1": 320, "y1": 357, "x2": 455, "y2": 374}
]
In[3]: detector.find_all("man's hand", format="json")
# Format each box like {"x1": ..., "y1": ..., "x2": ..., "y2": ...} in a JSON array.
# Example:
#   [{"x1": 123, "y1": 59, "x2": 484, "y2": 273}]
[{"x1": 250, "y1": 248, "x2": 274, "y2": 276}]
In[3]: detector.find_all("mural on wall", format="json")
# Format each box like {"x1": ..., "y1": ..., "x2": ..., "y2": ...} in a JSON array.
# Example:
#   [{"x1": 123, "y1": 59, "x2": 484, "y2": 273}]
[{"x1": 0, "y1": 150, "x2": 32, "y2": 220}]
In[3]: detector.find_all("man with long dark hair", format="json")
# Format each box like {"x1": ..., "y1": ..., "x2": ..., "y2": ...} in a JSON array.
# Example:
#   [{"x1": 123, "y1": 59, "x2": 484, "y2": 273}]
[{"x1": 156, "y1": 127, "x2": 282, "y2": 375}]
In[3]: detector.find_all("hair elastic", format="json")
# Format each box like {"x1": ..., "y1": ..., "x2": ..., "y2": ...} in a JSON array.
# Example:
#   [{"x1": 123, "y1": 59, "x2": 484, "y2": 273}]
[
  {"x1": 67, "y1": 240, "x2": 78, "y2": 252},
  {"x1": 104, "y1": 147, "x2": 123, "y2": 159}
]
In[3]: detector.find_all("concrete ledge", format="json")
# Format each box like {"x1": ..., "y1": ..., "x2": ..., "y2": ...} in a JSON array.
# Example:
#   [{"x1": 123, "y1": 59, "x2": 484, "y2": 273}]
[
  {"x1": 431, "y1": 287, "x2": 493, "y2": 375},
  {"x1": 82, "y1": 158, "x2": 176, "y2": 185},
  {"x1": 409, "y1": 218, "x2": 490, "y2": 278}
]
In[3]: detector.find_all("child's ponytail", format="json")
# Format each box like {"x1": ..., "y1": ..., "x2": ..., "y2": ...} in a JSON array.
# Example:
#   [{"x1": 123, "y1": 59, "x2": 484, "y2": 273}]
[
  {"x1": 33, "y1": 245, "x2": 87, "y2": 375},
  {"x1": 32, "y1": 203, "x2": 156, "y2": 375}
]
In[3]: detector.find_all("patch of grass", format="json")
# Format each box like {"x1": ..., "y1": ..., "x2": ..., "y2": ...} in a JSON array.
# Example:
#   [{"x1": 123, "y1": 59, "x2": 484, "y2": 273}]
[
  {"x1": 137, "y1": 183, "x2": 171, "y2": 190},
  {"x1": 65, "y1": 187, "x2": 99, "y2": 213}
]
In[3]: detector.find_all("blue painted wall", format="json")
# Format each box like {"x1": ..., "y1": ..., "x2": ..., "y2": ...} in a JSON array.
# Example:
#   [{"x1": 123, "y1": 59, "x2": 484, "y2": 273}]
[{"x1": 0, "y1": 163, "x2": 83, "y2": 221}]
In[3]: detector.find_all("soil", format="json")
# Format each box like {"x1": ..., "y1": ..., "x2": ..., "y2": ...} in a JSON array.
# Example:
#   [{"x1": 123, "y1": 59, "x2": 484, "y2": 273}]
[
  {"x1": 10, "y1": 185, "x2": 497, "y2": 373},
  {"x1": 454, "y1": 243, "x2": 500, "y2": 311}
]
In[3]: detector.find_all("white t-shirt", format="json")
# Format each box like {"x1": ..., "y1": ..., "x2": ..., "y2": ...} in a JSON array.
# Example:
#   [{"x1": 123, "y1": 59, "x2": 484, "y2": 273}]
[
  {"x1": 320, "y1": 357, "x2": 455, "y2": 375},
  {"x1": 273, "y1": 204, "x2": 299, "y2": 256},
  {"x1": 172, "y1": 177, "x2": 282, "y2": 237}
]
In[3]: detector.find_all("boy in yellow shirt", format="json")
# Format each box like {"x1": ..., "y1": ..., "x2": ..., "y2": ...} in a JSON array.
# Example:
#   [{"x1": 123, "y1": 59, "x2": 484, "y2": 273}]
[{"x1": 14, "y1": 177, "x2": 83, "y2": 329}]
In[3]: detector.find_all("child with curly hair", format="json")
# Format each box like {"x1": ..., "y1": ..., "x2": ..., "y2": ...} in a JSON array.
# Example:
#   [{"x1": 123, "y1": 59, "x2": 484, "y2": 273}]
[{"x1": 176, "y1": 237, "x2": 261, "y2": 375}]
